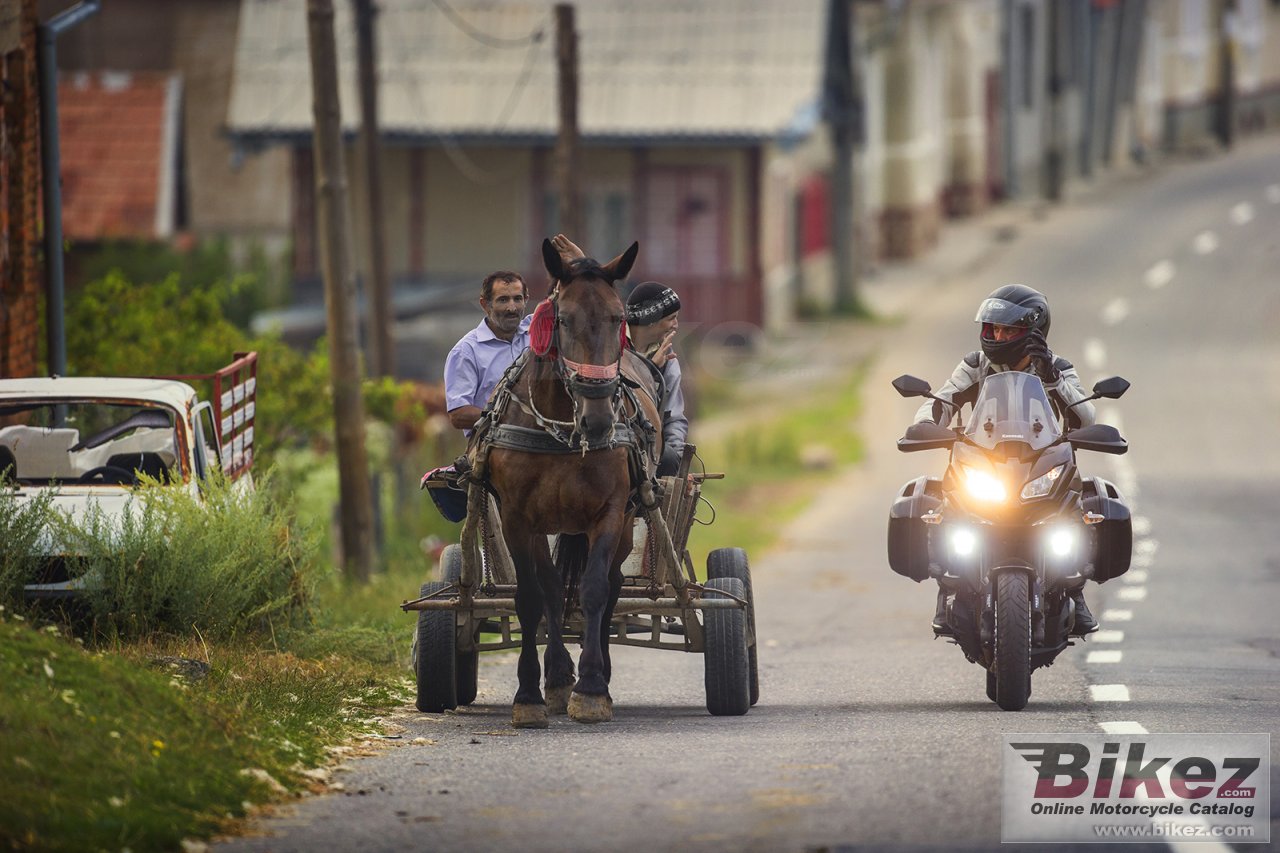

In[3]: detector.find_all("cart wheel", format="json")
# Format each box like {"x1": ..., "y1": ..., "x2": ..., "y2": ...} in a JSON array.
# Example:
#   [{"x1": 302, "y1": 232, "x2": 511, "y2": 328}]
[
  {"x1": 707, "y1": 548, "x2": 759, "y2": 706},
  {"x1": 986, "y1": 668, "x2": 997, "y2": 704},
  {"x1": 703, "y1": 577, "x2": 750, "y2": 716},
  {"x1": 440, "y1": 546, "x2": 479, "y2": 706},
  {"x1": 415, "y1": 581, "x2": 458, "y2": 712}
]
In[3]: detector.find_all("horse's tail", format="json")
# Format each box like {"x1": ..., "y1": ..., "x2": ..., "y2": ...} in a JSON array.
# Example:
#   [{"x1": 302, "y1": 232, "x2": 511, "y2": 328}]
[{"x1": 555, "y1": 533, "x2": 590, "y2": 616}]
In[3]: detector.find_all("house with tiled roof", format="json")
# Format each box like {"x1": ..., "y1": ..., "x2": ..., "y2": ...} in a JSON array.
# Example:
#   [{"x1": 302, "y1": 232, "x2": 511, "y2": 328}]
[{"x1": 58, "y1": 70, "x2": 183, "y2": 240}]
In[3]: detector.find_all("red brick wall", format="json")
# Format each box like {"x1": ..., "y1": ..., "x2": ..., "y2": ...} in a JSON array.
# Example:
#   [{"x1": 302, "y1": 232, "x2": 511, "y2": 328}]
[{"x1": 1, "y1": 0, "x2": 41, "y2": 379}]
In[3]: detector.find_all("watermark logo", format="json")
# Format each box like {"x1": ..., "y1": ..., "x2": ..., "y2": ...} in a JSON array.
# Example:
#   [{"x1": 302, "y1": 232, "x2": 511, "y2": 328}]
[{"x1": 1001, "y1": 733, "x2": 1269, "y2": 843}]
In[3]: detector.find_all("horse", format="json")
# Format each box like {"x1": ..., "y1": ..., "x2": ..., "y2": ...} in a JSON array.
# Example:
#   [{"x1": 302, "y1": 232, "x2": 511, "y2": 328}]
[{"x1": 484, "y1": 238, "x2": 660, "y2": 727}]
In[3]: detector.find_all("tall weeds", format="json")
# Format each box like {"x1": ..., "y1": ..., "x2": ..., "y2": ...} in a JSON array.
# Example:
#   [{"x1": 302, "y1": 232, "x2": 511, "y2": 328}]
[{"x1": 0, "y1": 472, "x2": 321, "y2": 641}]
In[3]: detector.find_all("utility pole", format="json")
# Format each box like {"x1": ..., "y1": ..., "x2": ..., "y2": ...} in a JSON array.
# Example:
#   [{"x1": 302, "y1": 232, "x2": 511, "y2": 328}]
[
  {"x1": 353, "y1": 0, "x2": 394, "y2": 377},
  {"x1": 306, "y1": 0, "x2": 376, "y2": 583},
  {"x1": 553, "y1": 3, "x2": 581, "y2": 240},
  {"x1": 1044, "y1": 0, "x2": 1066, "y2": 202},
  {"x1": 822, "y1": 0, "x2": 864, "y2": 315},
  {"x1": 1215, "y1": 0, "x2": 1237, "y2": 150},
  {"x1": 36, "y1": 0, "x2": 99, "y2": 379}
]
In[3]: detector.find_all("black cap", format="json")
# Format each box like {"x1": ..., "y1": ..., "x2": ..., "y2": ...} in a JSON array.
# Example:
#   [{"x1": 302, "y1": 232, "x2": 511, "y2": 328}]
[{"x1": 626, "y1": 281, "x2": 681, "y2": 326}]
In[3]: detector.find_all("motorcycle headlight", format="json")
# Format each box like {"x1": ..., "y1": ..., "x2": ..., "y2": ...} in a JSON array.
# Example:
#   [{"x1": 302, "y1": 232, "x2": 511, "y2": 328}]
[
  {"x1": 1047, "y1": 526, "x2": 1076, "y2": 558},
  {"x1": 962, "y1": 466, "x2": 1007, "y2": 503},
  {"x1": 1021, "y1": 463, "x2": 1065, "y2": 500}
]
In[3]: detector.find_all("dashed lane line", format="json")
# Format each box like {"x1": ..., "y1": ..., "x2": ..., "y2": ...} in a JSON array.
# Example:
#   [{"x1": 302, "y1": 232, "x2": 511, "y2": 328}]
[
  {"x1": 1088, "y1": 650, "x2": 1123, "y2": 664},
  {"x1": 1144, "y1": 260, "x2": 1175, "y2": 289},
  {"x1": 1192, "y1": 230, "x2": 1218, "y2": 255},
  {"x1": 1118, "y1": 587, "x2": 1148, "y2": 602},
  {"x1": 1123, "y1": 569, "x2": 1149, "y2": 584},
  {"x1": 1230, "y1": 202, "x2": 1254, "y2": 225},
  {"x1": 1094, "y1": 630, "x2": 1126, "y2": 644},
  {"x1": 1102, "y1": 298, "x2": 1129, "y2": 325},
  {"x1": 1091, "y1": 684, "x2": 1131, "y2": 702},
  {"x1": 1102, "y1": 609, "x2": 1133, "y2": 622}
]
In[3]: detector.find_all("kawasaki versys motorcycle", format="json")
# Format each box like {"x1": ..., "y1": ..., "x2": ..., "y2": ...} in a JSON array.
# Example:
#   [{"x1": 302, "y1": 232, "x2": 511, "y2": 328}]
[{"x1": 888, "y1": 371, "x2": 1133, "y2": 711}]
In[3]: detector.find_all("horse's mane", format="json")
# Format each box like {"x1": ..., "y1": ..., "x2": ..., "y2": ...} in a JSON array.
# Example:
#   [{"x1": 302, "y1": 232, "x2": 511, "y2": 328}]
[{"x1": 562, "y1": 257, "x2": 609, "y2": 283}]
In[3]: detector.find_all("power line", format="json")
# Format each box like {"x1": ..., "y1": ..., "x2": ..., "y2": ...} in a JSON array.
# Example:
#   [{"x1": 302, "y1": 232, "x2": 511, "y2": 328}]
[{"x1": 429, "y1": 0, "x2": 545, "y2": 49}]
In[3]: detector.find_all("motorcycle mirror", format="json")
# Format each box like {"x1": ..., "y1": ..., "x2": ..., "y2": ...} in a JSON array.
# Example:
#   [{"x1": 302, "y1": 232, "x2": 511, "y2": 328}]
[
  {"x1": 1091, "y1": 376, "x2": 1130, "y2": 400},
  {"x1": 892, "y1": 375, "x2": 933, "y2": 398}
]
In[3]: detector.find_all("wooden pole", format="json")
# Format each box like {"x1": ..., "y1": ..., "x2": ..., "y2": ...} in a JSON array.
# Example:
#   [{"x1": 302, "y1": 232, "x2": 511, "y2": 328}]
[
  {"x1": 306, "y1": 0, "x2": 376, "y2": 582},
  {"x1": 554, "y1": 3, "x2": 581, "y2": 240},
  {"x1": 354, "y1": 0, "x2": 394, "y2": 377}
]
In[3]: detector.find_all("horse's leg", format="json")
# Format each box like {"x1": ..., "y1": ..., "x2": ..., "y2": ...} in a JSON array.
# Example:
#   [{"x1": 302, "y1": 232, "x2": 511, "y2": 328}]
[
  {"x1": 509, "y1": 533, "x2": 549, "y2": 729},
  {"x1": 600, "y1": 562, "x2": 624, "y2": 686},
  {"x1": 535, "y1": 535, "x2": 574, "y2": 714},
  {"x1": 568, "y1": 517, "x2": 625, "y2": 724}
]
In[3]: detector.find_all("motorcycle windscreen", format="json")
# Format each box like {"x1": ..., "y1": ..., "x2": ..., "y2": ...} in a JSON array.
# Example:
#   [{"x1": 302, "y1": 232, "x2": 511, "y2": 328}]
[{"x1": 964, "y1": 372, "x2": 1060, "y2": 451}]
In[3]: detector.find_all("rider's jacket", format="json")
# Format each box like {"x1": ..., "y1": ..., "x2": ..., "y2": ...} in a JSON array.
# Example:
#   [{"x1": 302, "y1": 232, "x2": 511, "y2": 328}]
[{"x1": 914, "y1": 350, "x2": 1097, "y2": 429}]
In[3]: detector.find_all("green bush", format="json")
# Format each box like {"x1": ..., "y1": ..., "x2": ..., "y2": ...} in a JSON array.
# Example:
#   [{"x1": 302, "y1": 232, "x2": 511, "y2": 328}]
[
  {"x1": 0, "y1": 488, "x2": 58, "y2": 604},
  {"x1": 0, "y1": 472, "x2": 323, "y2": 641}
]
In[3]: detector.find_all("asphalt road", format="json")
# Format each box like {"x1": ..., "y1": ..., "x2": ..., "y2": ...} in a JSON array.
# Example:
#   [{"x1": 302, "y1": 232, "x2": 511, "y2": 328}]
[{"x1": 219, "y1": 140, "x2": 1280, "y2": 853}]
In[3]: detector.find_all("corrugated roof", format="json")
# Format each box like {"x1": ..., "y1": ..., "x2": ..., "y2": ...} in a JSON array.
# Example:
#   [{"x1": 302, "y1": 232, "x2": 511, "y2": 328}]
[
  {"x1": 59, "y1": 71, "x2": 182, "y2": 239},
  {"x1": 227, "y1": 0, "x2": 825, "y2": 143}
]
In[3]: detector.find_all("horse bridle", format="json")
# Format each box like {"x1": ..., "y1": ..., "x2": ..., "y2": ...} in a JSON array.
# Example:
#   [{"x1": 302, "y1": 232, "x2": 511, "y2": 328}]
[{"x1": 549, "y1": 292, "x2": 624, "y2": 401}]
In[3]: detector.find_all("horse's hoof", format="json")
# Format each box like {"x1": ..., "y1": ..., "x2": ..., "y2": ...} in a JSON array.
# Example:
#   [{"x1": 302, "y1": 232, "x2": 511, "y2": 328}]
[
  {"x1": 545, "y1": 685, "x2": 572, "y2": 715},
  {"x1": 512, "y1": 703, "x2": 549, "y2": 729},
  {"x1": 567, "y1": 692, "x2": 613, "y2": 724}
]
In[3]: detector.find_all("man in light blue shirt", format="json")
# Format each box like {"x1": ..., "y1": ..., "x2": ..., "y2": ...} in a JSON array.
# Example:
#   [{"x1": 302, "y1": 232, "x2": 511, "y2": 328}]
[{"x1": 444, "y1": 270, "x2": 531, "y2": 433}]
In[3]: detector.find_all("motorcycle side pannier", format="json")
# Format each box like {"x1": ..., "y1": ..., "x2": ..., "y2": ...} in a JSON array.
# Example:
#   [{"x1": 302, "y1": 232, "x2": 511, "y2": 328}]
[
  {"x1": 888, "y1": 476, "x2": 942, "y2": 582},
  {"x1": 1082, "y1": 477, "x2": 1132, "y2": 583}
]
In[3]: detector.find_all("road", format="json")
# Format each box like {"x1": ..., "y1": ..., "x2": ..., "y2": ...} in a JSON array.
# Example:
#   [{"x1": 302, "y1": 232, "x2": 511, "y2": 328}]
[{"x1": 220, "y1": 140, "x2": 1280, "y2": 852}]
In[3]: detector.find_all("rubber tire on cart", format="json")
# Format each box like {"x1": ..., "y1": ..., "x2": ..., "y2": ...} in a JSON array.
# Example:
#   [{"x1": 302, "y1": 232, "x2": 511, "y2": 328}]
[
  {"x1": 703, "y1": 577, "x2": 751, "y2": 716},
  {"x1": 415, "y1": 581, "x2": 458, "y2": 712},
  {"x1": 993, "y1": 572, "x2": 1032, "y2": 712},
  {"x1": 439, "y1": 545, "x2": 479, "y2": 706},
  {"x1": 986, "y1": 668, "x2": 997, "y2": 704},
  {"x1": 707, "y1": 548, "x2": 759, "y2": 706}
]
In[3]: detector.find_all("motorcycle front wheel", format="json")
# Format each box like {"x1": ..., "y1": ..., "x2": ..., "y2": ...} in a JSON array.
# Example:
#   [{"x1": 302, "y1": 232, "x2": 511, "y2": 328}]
[{"x1": 993, "y1": 571, "x2": 1032, "y2": 711}]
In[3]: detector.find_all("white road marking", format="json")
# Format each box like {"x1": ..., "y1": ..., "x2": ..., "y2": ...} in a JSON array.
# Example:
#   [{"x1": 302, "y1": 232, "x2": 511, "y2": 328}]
[
  {"x1": 1131, "y1": 553, "x2": 1154, "y2": 568},
  {"x1": 1102, "y1": 298, "x2": 1129, "y2": 325},
  {"x1": 1118, "y1": 586, "x2": 1148, "y2": 602},
  {"x1": 1123, "y1": 569, "x2": 1149, "y2": 584},
  {"x1": 1091, "y1": 684, "x2": 1131, "y2": 701},
  {"x1": 1083, "y1": 338, "x2": 1107, "y2": 370},
  {"x1": 1268, "y1": 184, "x2": 1280, "y2": 204},
  {"x1": 1099, "y1": 720, "x2": 1147, "y2": 734},
  {"x1": 1192, "y1": 230, "x2": 1218, "y2": 255},
  {"x1": 1102, "y1": 609, "x2": 1133, "y2": 622},
  {"x1": 1230, "y1": 202, "x2": 1254, "y2": 224},
  {"x1": 1088, "y1": 650, "x2": 1123, "y2": 664},
  {"x1": 1144, "y1": 259, "x2": 1175, "y2": 288},
  {"x1": 1094, "y1": 630, "x2": 1126, "y2": 643},
  {"x1": 1135, "y1": 538, "x2": 1158, "y2": 557},
  {"x1": 1132, "y1": 516, "x2": 1151, "y2": 536}
]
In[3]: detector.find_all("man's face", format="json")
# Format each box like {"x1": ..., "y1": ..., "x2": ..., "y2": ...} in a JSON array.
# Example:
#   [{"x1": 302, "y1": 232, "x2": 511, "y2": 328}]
[
  {"x1": 990, "y1": 323, "x2": 1026, "y2": 342},
  {"x1": 482, "y1": 280, "x2": 527, "y2": 335},
  {"x1": 633, "y1": 311, "x2": 679, "y2": 348}
]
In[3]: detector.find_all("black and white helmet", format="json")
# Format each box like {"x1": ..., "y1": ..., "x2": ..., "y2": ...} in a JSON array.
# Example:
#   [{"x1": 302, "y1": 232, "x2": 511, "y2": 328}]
[{"x1": 975, "y1": 284, "x2": 1051, "y2": 367}]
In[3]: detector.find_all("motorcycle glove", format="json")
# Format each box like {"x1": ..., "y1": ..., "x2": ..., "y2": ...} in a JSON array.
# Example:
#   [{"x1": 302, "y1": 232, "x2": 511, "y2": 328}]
[{"x1": 1023, "y1": 331, "x2": 1060, "y2": 385}]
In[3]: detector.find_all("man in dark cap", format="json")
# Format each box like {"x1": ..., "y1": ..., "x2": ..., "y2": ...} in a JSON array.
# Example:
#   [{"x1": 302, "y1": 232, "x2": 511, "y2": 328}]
[{"x1": 626, "y1": 281, "x2": 688, "y2": 476}]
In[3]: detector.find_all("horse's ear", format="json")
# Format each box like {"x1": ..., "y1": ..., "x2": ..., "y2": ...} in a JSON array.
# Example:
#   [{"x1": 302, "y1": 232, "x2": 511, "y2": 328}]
[
  {"x1": 541, "y1": 238, "x2": 566, "y2": 282},
  {"x1": 602, "y1": 242, "x2": 639, "y2": 283}
]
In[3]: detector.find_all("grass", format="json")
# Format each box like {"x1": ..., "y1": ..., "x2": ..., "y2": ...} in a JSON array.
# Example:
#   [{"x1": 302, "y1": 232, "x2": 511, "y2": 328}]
[
  {"x1": 686, "y1": 361, "x2": 868, "y2": 571},
  {"x1": 0, "y1": 615, "x2": 409, "y2": 852}
]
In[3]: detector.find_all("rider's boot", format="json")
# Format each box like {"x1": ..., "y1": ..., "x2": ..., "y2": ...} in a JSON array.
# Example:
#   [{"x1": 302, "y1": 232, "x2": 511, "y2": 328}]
[
  {"x1": 1069, "y1": 588, "x2": 1099, "y2": 635},
  {"x1": 932, "y1": 588, "x2": 952, "y2": 635}
]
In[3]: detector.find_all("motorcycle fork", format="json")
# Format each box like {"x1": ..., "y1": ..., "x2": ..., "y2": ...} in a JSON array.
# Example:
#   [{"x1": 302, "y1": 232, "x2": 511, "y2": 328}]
[{"x1": 980, "y1": 591, "x2": 994, "y2": 644}]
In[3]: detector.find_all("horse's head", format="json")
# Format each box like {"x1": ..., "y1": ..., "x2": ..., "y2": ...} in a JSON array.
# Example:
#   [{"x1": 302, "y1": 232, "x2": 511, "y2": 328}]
[{"x1": 540, "y1": 238, "x2": 639, "y2": 443}]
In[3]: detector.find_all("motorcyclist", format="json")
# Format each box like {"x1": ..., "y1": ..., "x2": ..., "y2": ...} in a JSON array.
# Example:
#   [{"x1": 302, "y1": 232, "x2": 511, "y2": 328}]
[{"x1": 917, "y1": 284, "x2": 1099, "y2": 636}]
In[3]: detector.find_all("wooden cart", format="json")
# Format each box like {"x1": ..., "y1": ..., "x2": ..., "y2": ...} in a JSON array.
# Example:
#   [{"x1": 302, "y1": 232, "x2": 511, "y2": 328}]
[{"x1": 404, "y1": 446, "x2": 757, "y2": 716}]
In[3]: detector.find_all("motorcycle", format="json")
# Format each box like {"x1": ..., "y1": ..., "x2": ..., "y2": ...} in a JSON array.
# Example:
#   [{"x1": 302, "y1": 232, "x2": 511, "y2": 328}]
[{"x1": 887, "y1": 371, "x2": 1133, "y2": 711}]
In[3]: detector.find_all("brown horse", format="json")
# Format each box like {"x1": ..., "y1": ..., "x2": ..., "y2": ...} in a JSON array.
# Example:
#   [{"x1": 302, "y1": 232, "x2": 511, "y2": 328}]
[{"x1": 486, "y1": 238, "x2": 655, "y2": 727}]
